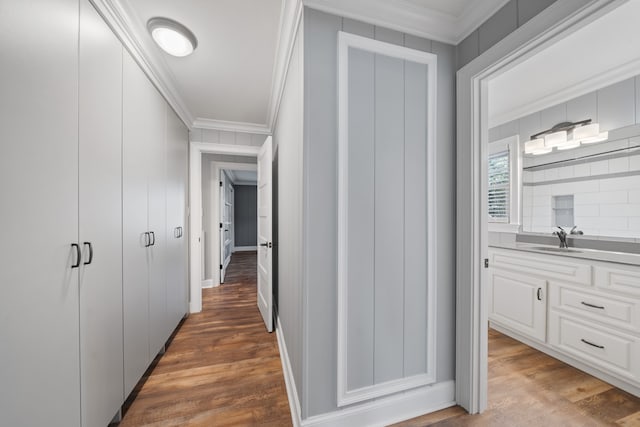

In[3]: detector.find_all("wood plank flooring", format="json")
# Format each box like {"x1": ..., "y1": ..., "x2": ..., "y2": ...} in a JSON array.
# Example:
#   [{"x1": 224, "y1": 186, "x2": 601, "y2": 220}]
[
  {"x1": 118, "y1": 251, "x2": 292, "y2": 427},
  {"x1": 118, "y1": 253, "x2": 640, "y2": 426},
  {"x1": 393, "y1": 328, "x2": 640, "y2": 426}
]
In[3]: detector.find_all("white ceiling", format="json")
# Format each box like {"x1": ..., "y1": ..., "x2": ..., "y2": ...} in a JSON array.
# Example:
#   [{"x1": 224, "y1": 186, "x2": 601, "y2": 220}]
[
  {"x1": 488, "y1": 0, "x2": 640, "y2": 127},
  {"x1": 123, "y1": 0, "x2": 282, "y2": 126},
  {"x1": 229, "y1": 170, "x2": 258, "y2": 184},
  {"x1": 108, "y1": 0, "x2": 506, "y2": 133}
]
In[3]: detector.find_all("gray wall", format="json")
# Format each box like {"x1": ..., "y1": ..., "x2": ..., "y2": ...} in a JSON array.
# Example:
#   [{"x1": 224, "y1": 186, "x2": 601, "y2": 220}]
[
  {"x1": 233, "y1": 185, "x2": 257, "y2": 247},
  {"x1": 303, "y1": 8, "x2": 456, "y2": 418},
  {"x1": 457, "y1": 0, "x2": 557, "y2": 69},
  {"x1": 273, "y1": 21, "x2": 305, "y2": 410}
]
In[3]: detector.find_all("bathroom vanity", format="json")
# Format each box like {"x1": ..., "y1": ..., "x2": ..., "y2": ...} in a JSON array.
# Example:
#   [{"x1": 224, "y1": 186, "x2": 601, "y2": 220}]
[{"x1": 488, "y1": 244, "x2": 640, "y2": 396}]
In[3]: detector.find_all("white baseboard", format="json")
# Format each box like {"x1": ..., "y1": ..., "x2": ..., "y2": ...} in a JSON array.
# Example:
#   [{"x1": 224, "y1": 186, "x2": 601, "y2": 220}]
[
  {"x1": 276, "y1": 316, "x2": 302, "y2": 427},
  {"x1": 201, "y1": 279, "x2": 218, "y2": 289},
  {"x1": 275, "y1": 318, "x2": 456, "y2": 427},
  {"x1": 302, "y1": 381, "x2": 455, "y2": 427},
  {"x1": 234, "y1": 246, "x2": 258, "y2": 252}
]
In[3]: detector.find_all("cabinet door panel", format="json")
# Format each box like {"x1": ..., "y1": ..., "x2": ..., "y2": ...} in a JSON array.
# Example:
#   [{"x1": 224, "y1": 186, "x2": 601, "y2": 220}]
[
  {"x1": 165, "y1": 107, "x2": 189, "y2": 333},
  {"x1": 489, "y1": 269, "x2": 547, "y2": 342},
  {"x1": 123, "y1": 50, "x2": 152, "y2": 396},
  {"x1": 148, "y1": 99, "x2": 168, "y2": 356},
  {"x1": 78, "y1": 1, "x2": 124, "y2": 425},
  {"x1": 0, "y1": 0, "x2": 80, "y2": 425}
]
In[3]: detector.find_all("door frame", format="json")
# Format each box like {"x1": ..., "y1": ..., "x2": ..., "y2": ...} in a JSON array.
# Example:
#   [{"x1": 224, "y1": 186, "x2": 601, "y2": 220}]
[
  {"x1": 455, "y1": 0, "x2": 624, "y2": 413},
  {"x1": 189, "y1": 142, "x2": 260, "y2": 313}
]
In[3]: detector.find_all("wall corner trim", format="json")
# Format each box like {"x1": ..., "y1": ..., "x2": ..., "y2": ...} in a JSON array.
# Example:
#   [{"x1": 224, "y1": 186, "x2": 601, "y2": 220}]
[{"x1": 276, "y1": 317, "x2": 303, "y2": 427}]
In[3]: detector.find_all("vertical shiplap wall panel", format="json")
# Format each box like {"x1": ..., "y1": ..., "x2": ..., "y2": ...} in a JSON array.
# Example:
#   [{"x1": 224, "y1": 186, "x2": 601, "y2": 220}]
[
  {"x1": 403, "y1": 61, "x2": 429, "y2": 377},
  {"x1": 373, "y1": 53, "x2": 405, "y2": 384},
  {"x1": 346, "y1": 47, "x2": 375, "y2": 391}
]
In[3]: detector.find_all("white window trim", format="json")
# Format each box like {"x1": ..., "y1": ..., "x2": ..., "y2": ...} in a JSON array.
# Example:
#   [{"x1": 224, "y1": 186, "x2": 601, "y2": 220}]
[{"x1": 488, "y1": 135, "x2": 521, "y2": 233}]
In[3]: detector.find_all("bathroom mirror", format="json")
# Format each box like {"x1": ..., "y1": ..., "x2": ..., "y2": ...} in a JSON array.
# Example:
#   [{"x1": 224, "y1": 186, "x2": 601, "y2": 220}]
[{"x1": 486, "y1": 0, "x2": 640, "y2": 240}]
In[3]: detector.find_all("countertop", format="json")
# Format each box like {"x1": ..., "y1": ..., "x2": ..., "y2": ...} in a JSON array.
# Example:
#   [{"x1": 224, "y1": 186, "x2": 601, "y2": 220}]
[{"x1": 490, "y1": 241, "x2": 640, "y2": 266}]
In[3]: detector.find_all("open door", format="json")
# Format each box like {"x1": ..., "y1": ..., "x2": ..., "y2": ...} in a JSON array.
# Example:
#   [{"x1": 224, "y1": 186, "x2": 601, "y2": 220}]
[
  {"x1": 219, "y1": 170, "x2": 233, "y2": 283},
  {"x1": 257, "y1": 137, "x2": 273, "y2": 332}
]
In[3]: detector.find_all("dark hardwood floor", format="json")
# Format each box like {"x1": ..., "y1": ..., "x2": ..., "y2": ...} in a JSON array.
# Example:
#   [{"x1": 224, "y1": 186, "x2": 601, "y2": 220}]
[
  {"x1": 393, "y1": 328, "x2": 640, "y2": 426},
  {"x1": 118, "y1": 251, "x2": 292, "y2": 427}
]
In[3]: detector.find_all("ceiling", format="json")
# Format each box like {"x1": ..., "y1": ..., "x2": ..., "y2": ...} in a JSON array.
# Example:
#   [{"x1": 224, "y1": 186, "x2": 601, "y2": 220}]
[
  {"x1": 107, "y1": 0, "x2": 507, "y2": 133},
  {"x1": 123, "y1": 0, "x2": 281, "y2": 127},
  {"x1": 488, "y1": 0, "x2": 640, "y2": 127},
  {"x1": 229, "y1": 170, "x2": 258, "y2": 184}
]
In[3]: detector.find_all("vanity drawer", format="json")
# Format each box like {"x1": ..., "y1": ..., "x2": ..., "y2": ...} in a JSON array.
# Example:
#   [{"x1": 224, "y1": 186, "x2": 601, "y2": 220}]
[
  {"x1": 595, "y1": 264, "x2": 640, "y2": 297},
  {"x1": 549, "y1": 312, "x2": 640, "y2": 382},
  {"x1": 550, "y1": 283, "x2": 640, "y2": 332},
  {"x1": 490, "y1": 249, "x2": 591, "y2": 285}
]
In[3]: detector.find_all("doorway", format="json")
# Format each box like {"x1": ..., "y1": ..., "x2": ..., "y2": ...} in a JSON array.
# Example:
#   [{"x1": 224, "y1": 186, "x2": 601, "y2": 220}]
[
  {"x1": 456, "y1": 0, "x2": 637, "y2": 414},
  {"x1": 219, "y1": 168, "x2": 258, "y2": 284}
]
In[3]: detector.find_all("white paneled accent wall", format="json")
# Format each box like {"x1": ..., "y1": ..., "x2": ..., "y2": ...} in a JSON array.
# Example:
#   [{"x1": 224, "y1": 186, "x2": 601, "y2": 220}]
[{"x1": 337, "y1": 32, "x2": 437, "y2": 406}]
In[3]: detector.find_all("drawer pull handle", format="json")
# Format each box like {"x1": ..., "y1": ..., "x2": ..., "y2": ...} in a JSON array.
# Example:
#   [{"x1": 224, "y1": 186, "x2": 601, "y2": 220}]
[
  {"x1": 581, "y1": 301, "x2": 605, "y2": 310},
  {"x1": 537, "y1": 288, "x2": 543, "y2": 301},
  {"x1": 581, "y1": 338, "x2": 605, "y2": 349}
]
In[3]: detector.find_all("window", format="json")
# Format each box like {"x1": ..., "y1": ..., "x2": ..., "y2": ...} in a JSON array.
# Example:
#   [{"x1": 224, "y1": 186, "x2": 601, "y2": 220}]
[{"x1": 488, "y1": 135, "x2": 521, "y2": 232}]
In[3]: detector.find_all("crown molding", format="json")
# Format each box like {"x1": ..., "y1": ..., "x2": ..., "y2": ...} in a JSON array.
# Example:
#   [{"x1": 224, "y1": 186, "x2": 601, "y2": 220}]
[
  {"x1": 89, "y1": 0, "x2": 195, "y2": 129},
  {"x1": 457, "y1": 0, "x2": 511, "y2": 42},
  {"x1": 192, "y1": 118, "x2": 271, "y2": 135},
  {"x1": 267, "y1": 0, "x2": 304, "y2": 132},
  {"x1": 302, "y1": 0, "x2": 509, "y2": 45}
]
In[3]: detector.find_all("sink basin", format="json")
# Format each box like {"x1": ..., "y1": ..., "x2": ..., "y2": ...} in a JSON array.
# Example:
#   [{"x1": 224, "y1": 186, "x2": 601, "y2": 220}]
[{"x1": 531, "y1": 246, "x2": 583, "y2": 254}]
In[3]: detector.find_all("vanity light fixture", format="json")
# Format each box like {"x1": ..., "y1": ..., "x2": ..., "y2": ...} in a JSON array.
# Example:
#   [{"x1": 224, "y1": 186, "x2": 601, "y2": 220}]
[
  {"x1": 147, "y1": 17, "x2": 198, "y2": 57},
  {"x1": 524, "y1": 119, "x2": 609, "y2": 155}
]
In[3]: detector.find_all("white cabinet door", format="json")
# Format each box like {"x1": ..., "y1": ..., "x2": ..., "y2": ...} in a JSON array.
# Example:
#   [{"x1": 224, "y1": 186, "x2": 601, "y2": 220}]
[
  {"x1": 0, "y1": 0, "x2": 81, "y2": 425},
  {"x1": 489, "y1": 269, "x2": 547, "y2": 342},
  {"x1": 122, "y1": 51, "x2": 153, "y2": 397},
  {"x1": 78, "y1": 2, "x2": 124, "y2": 425},
  {"x1": 148, "y1": 99, "x2": 169, "y2": 356},
  {"x1": 165, "y1": 107, "x2": 189, "y2": 333}
]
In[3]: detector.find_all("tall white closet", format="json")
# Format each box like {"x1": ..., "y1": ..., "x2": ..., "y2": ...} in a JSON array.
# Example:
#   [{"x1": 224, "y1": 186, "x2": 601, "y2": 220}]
[
  {"x1": 78, "y1": 2, "x2": 125, "y2": 426},
  {"x1": 0, "y1": 0, "x2": 190, "y2": 425},
  {"x1": 0, "y1": 0, "x2": 81, "y2": 425}
]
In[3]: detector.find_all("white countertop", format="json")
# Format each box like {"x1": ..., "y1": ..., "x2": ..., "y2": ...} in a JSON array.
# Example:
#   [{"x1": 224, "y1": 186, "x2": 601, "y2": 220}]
[{"x1": 490, "y1": 242, "x2": 640, "y2": 266}]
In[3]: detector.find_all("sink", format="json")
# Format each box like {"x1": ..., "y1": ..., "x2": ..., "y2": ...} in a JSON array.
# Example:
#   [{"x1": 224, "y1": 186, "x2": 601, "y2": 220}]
[{"x1": 531, "y1": 246, "x2": 583, "y2": 254}]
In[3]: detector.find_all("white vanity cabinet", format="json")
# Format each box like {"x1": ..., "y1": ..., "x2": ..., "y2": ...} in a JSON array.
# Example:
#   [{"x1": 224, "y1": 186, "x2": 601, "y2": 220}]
[{"x1": 489, "y1": 247, "x2": 640, "y2": 396}]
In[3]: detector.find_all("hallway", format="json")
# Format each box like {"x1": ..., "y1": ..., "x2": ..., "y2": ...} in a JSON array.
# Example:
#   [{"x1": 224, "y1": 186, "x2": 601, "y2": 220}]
[{"x1": 119, "y1": 252, "x2": 292, "y2": 426}]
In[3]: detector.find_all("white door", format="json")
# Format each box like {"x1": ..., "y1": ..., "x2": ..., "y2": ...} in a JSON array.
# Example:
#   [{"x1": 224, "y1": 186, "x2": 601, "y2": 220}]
[
  {"x1": 0, "y1": 0, "x2": 81, "y2": 424},
  {"x1": 78, "y1": 1, "x2": 124, "y2": 425},
  {"x1": 257, "y1": 137, "x2": 273, "y2": 332},
  {"x1": 219, "y1": 171, "x2": 233, "y2": 283}
]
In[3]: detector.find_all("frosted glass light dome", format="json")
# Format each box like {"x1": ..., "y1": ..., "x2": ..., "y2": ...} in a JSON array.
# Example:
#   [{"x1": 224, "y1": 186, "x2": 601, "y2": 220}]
[{"x1": 147, "y1": 17, "x2": 197, "y2": 57}]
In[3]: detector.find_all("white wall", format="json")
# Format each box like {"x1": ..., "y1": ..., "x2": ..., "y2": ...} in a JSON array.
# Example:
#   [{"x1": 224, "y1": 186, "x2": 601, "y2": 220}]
[
  {"x1": 272, "y1": 18, "x2": 305, "y2": 412},
  {"x1": 190, "y1": 128, "x2": 267, "y2": 146}
]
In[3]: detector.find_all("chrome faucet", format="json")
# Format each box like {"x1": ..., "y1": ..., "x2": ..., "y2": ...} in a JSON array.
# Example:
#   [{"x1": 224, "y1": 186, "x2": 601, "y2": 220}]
[
  {"x1": 553, "y1": 226, "x2": 569, "y2": 248},
  {"x1": 570, "y1": 226, "x2": 584, "y2": 235}
]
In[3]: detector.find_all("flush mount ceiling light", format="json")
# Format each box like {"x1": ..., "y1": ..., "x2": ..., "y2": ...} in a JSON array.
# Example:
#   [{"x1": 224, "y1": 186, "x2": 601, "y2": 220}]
[
  {"x1": 147, "y1": 17, "x2": 197, "y2": 57},
  {"x1": 524, "y1": 119, "x2": 609, "y2": 155}
]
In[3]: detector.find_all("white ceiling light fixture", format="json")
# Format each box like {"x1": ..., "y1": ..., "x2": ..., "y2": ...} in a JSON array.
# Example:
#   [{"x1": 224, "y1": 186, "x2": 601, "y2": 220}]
[
  {"x1": 147, "y1": 17, "x2": 198, "y2": 57},
  {"x1": 524, "y1": 119, "x2": 609, "y2": 156}
]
